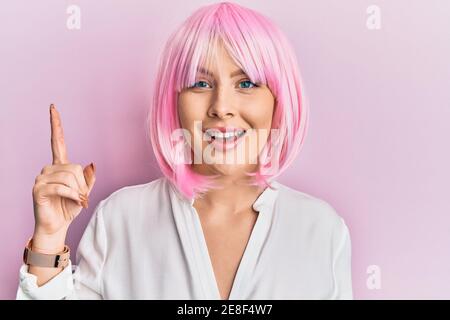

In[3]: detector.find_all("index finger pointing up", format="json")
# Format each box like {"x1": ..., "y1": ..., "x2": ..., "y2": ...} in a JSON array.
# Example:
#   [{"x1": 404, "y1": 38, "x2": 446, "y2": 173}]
[{"x1": 50, "y1": 104, "x2": 69, "y2": 164}]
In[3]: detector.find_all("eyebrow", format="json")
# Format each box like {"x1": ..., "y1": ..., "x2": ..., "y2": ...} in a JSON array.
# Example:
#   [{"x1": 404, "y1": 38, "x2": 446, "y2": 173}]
[{"x1": 196, "y1": 67, "x2": 246, "y2": 78}]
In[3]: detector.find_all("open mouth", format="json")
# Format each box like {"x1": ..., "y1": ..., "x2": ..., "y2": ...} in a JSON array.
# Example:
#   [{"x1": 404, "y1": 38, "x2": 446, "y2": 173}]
[
  {"x1": 204, "y1": 129, "x2": 247, "y2": 150},
  {"x1": 205, "y1": 129, "x2": 246, "y2": 141}
]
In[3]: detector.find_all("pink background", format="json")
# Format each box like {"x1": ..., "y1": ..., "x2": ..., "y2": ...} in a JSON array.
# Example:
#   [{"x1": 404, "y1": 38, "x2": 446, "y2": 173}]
[{"x1": 1, "y1": 0, "x2": 449, "y2": 299}]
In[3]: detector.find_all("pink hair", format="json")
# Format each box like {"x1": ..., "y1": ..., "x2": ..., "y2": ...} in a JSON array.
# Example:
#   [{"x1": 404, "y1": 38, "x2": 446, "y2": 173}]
[{"x1": 147, "y1": 1, "x2": 309, "y2": 201}]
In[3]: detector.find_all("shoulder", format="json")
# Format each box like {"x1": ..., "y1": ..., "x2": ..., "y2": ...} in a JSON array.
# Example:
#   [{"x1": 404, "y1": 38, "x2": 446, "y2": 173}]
[
  {"x1": 93, "y1": 176, "x2": 171, "y2": 223},
  {"x1": 274, "y1": 182, "x2": 349, "y2": 238},
  {"x1": 104, "y1": 176, "x2": 167, "y2": 202},
  {"x1": 100, "y1": 176, "x2": 167, "y2": 205}
]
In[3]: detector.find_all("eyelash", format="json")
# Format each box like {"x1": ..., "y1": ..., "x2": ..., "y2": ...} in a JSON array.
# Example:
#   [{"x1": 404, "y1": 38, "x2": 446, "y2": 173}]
[{"x1": 189, "y1": 79, "x2": 259, "y2": 89}]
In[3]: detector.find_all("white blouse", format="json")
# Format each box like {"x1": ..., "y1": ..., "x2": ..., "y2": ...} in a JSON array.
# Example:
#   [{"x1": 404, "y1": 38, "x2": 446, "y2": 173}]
[{"x1": 16, "y1": 177, "x2": 353, "y2": 300}]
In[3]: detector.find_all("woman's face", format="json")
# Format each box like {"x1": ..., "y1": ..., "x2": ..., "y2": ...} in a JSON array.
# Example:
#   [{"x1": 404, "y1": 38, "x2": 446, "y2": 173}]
[{"x1": 177, "y1": 44, "x2": 275, "y2": 179}]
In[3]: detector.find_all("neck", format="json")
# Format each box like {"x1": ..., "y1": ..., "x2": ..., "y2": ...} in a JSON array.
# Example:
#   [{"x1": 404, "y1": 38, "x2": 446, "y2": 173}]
[{"x1": 193, "y1": 175, "x2": 266, "y2": 218}]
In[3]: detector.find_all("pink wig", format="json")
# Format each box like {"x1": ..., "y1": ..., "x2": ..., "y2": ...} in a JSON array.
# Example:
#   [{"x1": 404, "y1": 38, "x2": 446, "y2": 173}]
[{"x1": 147, "y1": 1, "x2": 309, "y2": 201}]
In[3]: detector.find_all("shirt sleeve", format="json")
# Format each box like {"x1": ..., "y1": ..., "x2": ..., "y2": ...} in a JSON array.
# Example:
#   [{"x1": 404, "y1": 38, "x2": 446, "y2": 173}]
[
  {"x1": 16, "y1": 201, "x2": 107, "y2": 300},
  {"x1": 332, "y1": 217, "x2": 353, "y2": 300}
]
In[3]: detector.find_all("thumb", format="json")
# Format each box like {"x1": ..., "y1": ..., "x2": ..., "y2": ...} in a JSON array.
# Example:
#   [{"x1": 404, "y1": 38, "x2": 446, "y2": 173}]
[{"x1": 83, "y1": 162, "x2": 96, "y2": 195}]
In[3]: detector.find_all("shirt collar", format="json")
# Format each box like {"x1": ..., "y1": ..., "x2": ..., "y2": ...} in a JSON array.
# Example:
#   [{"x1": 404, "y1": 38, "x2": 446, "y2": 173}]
[
  {"x1": 167, "y1": 177, "x2": 280, "y2": 212},
  {"x1": 251, "y1": 180, "x2": 280, "y2": 212}
]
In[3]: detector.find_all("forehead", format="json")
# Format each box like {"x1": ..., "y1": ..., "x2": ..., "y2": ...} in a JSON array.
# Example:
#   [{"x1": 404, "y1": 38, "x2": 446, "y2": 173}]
[{"x1": 197, "y1": 44, "x2": 245, "y2": 77}]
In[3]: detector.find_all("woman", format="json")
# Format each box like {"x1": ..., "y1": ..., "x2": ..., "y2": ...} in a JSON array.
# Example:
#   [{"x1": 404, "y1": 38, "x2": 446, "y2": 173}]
[{"x1": 17, "y1": 2, "x2": 352, "y2": 300}]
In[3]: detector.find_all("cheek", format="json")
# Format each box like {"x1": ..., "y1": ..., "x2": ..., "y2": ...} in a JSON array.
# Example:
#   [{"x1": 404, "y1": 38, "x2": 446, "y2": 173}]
[
  {"x1": 178, "y1": 94, "x2": 209, "y2": 152},
  {"x1": 178, "y1": 94, "x2": 207, "y2": 128},
  {"x1": 241, "y1": 95, "x2": 274, "y2": 129}
]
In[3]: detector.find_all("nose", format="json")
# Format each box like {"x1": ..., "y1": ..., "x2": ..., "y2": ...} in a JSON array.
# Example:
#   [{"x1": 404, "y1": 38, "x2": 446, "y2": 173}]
[{"x1": 207, "y1": 88, "x2": 235, "y2": 119}]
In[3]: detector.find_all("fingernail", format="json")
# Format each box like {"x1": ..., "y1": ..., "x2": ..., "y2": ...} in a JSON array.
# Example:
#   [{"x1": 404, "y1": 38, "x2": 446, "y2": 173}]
[
  {"x1": 90, "y1": 162, "x2": 96, "y2": 173},
  {"x1": 80, "y1": 199, "x2": 88, "y2": 208},
  {"x1": 78, "y1": 192, "x2": 89, "y2": 208},
  {"x1": 79, "y1": 193, "x2": 88, "y2": 201},
  {"x1": 75, "y1": 196, "x2": 83, "y2": 206}
]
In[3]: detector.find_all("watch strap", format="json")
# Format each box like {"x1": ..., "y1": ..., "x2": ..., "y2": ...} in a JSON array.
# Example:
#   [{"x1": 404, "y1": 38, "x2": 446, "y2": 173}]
[{"x1": 23, "y1": 238, "x2": 70, "y2": 268}]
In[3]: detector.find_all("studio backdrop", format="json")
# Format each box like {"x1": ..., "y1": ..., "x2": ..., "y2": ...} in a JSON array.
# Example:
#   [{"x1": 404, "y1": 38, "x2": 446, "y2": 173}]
[{"x1": 1, "y1": 0, "x2": 449, "y2": 299}]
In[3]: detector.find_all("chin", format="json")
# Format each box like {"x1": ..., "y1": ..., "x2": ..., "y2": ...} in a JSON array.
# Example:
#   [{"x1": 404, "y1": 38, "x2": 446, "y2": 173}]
[
  {"x1": 211, "y1": 164, "x2": 240, "y2": 175},
  {"x1": 210, "y1": 163, "x2": 257, "y2": 177}
]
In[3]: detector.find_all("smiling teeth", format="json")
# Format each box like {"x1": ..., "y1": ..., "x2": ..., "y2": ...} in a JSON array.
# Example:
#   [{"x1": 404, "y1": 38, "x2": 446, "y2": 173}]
[{"x1": 206, "y1": 130, "x2": 245, "y2": 140}]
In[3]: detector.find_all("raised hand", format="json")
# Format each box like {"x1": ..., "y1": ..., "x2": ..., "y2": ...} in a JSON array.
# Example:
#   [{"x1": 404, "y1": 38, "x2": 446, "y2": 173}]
[{"x1": 32, "y1": 104, "x2": 96, "y2": 237}]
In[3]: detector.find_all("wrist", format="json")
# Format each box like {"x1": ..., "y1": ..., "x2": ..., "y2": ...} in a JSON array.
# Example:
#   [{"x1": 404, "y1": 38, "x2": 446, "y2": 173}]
[{"x1": 31, "y1": 229, "x2": 67, "y2": 254}]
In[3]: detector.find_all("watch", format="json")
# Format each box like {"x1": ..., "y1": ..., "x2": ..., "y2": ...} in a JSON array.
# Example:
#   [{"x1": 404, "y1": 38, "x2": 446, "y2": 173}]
[{"x1": 23, "y1": 238, "x2": 70, "y2": 268}]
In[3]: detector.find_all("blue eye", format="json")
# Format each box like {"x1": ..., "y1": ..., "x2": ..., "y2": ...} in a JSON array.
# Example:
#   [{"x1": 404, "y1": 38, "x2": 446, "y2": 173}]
[
  {"x1": 191, "y1": 81, "x2": 211, "y2": 88},
  {"x1": 239, "y1": 80, "x2": 257, "y2": 89},
  {"x1": 188, "y1": 80, "x2": 258, "y2": 89}
]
